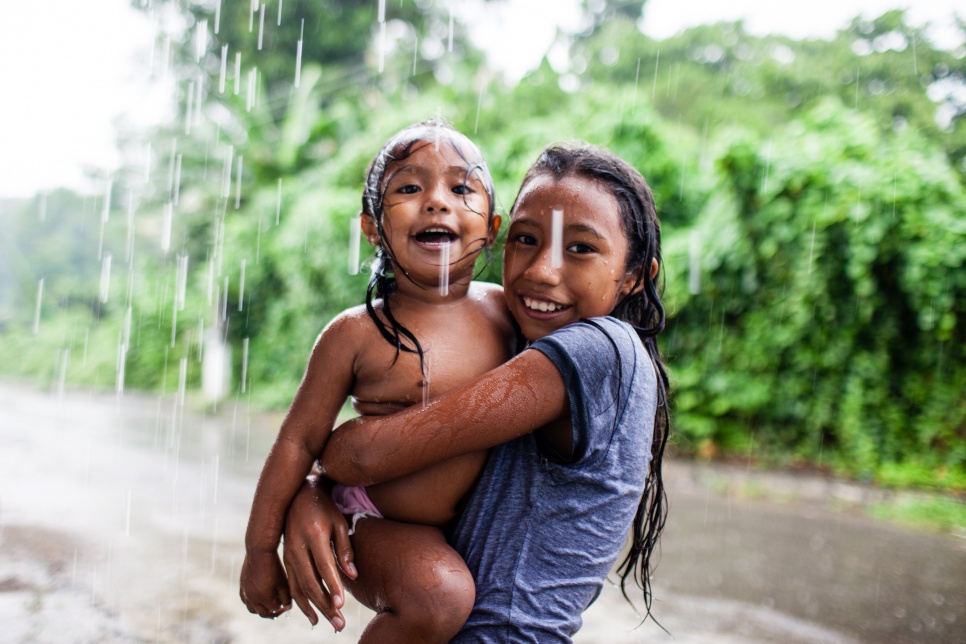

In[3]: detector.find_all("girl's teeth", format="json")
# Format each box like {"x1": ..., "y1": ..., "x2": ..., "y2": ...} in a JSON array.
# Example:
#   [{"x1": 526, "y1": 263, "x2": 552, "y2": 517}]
[{"x1": 524, "y1": 297, "x2": 562, "y2": 313}]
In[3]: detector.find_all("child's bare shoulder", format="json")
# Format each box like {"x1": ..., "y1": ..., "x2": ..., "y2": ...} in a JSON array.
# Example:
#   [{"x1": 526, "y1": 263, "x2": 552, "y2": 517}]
[
  {"x1": 311, "y1": 304, "x2": 377, "y2": 356},
  {"x1": 468, "y1": 281, "x2": 514, "y2": 329}
]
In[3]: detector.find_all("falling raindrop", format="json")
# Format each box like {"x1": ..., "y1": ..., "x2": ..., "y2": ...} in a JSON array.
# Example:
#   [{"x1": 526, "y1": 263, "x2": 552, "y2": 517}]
[
  {"x1": 275, "y1": 178, "x2": 282, "y2": 225},
  {"x1": 348, "y1": 215, "x2": 361, "y2": 275},
  {"x1": 631, "y1": 57, "x2": 641, "y2": 114},
  {"x1": 238, "y1": 259, "x2": 246, "y2": 311},
  {"x1": 234, "y1": 51, "x2": 242, "y2": 95},
  {"x1": 448, "y1": 0, "x2": 454, "y2": 52},
  {"x1": 161, "y1": 202, "x2": 173, "y2": 253},
  {"x1": 808, "y1": 222, "x2": 817, "y2": 274},
  {"x1": 277, "y1": 0, "x2": 283, "y2": 25},
  {"x1": 195, "y1": 19, "x2": 208, "y2": 62},
  {"x1": 241, "y1": 338, "x2": 249, "y2": 393},
  {"x1": 551, "y1": 208, "x2": 563, "y2": 269},
  {"x1": 56, "y1": 348, "x2": 70, "y2": 398},
  {"x1": 688, "y1": 231, "x2": 701, "y2": 295},
  {"x1": 422, "y1": 358, "x2": 431, "y2": 407},
  {"x1": 257, "y1": 4, "x2": 266, "y2": 50},
  {"x1": 378, "y1": 21, "x2": 387, "y2": 73},
  {"x1": 652, "y1": 49, "x2": 660, "y2": 99},
  {"x1": 439, "y1": 242, "x2": 450, "y2": 296},
  {"x1": 174, "y1": 154, "x2": 183, "y2": 205},
  {"x1": 219, "y1": 45, "x2": 228, "y2": 93},
  {"x1": 294, "y1": 20, "x2": 304, "y2": 87},
  {"x1": 235, "y1": 154, "x2": 244, "y2": 208},
  {"x1": 175, "y1": 254, "x2": 189, "y2": 311},
  {"x1": 178, "y1": 357, "x2": 188, "y2": 408},
  {"x1": 102, "y1": 179, "x2": 112, "y2": 223},
  {"x1": 474, "y1": 84, "x2": 484, "y2": 134},
  {"x1": 33, "y1": 279, "x2": 44, "y2": 334},
  {"x1": 100, "y1": 255, "x2": 113, "y2": 303},
  {"x1": 126, "y1": 191, "x2": 135, "y2": 263},
  {"x1": 412, "y1": 35, "x2": 419, "y2": 75},
  {"x1": 222, "y1": 145, "x2": 233, "y2": 199},
  {"x1": 246, "y1": 67, "x2": 257, "y2": 112},
  {"x1": 116, "y1": 338, "x2": 127, "y2": 393},
  {"x1": 214, "y1": 0, "x2": 222, "y2": 34}
]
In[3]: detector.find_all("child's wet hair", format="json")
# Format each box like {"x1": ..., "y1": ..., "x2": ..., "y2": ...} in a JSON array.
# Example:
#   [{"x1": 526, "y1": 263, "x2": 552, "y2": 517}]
[
  {"x1": 514, "y1": 142, "x2": 671, "y2": 622},
  {"x1": 361, "y1": 119, "x2": 497, "y2": 371}
]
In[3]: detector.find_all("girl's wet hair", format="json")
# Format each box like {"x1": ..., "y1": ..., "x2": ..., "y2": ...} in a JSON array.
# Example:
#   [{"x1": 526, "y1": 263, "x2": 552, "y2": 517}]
[
  {"x1": 361, "y1": 119, "x2": 497, "y2": 371},
  {"x1": 513, "y1": 142, "x2": 671, "y2": 623}
]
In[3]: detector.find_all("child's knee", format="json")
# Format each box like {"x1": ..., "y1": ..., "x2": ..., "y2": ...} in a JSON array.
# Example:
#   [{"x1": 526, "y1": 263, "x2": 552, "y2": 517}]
[{"x1": 400, "y1": 559, "x2": 475, "y2": 636}]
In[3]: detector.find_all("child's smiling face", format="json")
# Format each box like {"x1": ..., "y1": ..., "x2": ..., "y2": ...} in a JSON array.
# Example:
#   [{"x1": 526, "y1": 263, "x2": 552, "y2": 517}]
[
  {"x1": 503, "y1": 173, "x2": 641, "y2": 341},
  {"x1": 364, "y1": 137, "x2": 496, "y2": 290}
]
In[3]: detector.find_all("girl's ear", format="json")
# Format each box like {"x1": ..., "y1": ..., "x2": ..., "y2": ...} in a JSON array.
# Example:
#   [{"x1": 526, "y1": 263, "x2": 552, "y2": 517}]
[
  {"x1": 619, "y1": 258, "x2": 657, "y2": 298},
  {"x1": 487, "y1": 215, "x2": 502, "y2": 246},
  {"x1": 360, "y1": 213, "x2": 379, "y2": 246}
]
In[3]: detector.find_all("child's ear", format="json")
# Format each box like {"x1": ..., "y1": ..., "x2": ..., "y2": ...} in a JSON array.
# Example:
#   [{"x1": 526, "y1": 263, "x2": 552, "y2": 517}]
[
  {"x1": 650, "y1": 258, "x2": 659, "y2": 279},
  {"x1": 487, "y1": 215, "x2": 502, "y2": 246},
  {"x1": 360, "y1": 213, "x2": 379, "y2": 246}
]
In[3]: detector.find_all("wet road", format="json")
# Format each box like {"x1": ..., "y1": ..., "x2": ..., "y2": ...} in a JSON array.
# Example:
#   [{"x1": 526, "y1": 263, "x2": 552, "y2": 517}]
[{"x1": 0, "y1": 381, "x2": 963, "y2": 643}]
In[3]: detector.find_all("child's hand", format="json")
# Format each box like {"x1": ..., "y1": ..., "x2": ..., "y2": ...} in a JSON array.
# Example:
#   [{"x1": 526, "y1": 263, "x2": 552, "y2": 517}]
[
  {"x1": 239, "y1": 550, "x2": 292, "y2": 618},
  {"x1": 282, "y1": 476, "x2": 357, "y2": 632}
]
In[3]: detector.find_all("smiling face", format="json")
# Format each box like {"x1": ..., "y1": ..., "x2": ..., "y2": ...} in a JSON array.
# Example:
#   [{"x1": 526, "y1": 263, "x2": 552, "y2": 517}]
[
  {"x1": 364, "y1": 136, "x2": 497, "y2": 291},
  {"x1": 503, "y1": 173, "x2": 642, "y2": 342}
]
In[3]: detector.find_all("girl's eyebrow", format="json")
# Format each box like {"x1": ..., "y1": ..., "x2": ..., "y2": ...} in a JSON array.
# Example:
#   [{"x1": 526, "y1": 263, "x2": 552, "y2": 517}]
[
  {"x1": 511, "y1": 216, "x2": 603, "y2": 239},
  {"x1": 567, "y1": 223, "x2": 603, "y2": 239}
]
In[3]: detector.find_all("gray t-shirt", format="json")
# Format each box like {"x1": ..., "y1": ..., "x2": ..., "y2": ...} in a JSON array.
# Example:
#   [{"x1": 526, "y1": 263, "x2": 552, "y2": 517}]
[{"x1": 449, "y1": 316, "x2": 658, "y2": 643}]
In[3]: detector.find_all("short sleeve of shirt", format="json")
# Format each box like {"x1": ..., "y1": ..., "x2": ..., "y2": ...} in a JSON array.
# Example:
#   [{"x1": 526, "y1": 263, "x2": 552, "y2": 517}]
[{"x1": 529, "y1": 316, "x2": 650, "y2": 468}]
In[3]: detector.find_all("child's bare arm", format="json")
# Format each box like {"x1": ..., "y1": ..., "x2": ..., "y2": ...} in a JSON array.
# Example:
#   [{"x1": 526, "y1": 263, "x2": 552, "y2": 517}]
[
  {"x1": 240, "y1": 315, "x2": 360, "y2": 618},
  {"x1": 320, "y1": 348, "x2": 567, "y2": 486}
]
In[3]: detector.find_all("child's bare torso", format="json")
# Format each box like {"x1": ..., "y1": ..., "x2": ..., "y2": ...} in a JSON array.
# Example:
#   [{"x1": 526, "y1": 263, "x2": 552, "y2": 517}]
[{"x1": 340, "y1": 282, "x2": 516, "y2": 527}]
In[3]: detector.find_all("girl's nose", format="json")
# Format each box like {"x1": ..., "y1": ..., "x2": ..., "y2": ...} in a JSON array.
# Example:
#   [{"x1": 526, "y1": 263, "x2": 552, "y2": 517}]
[{"x1": 522, "y1": 246, "x2": 560, "y2": 285}]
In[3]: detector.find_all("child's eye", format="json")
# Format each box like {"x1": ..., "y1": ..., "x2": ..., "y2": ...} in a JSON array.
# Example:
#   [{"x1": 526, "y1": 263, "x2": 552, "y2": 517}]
[
  {"x1": 567, "y1": 242, "x2": 596, "y2": 254},
  {"x1": 398, "y1": 184, "x2": 420, "y2": 194},
  {"x1": 514, "y1": 233, "x2": 537, "y2": 246},
  {"x1": 452, "y1": 184, "x2": 470, "y2": 195}
]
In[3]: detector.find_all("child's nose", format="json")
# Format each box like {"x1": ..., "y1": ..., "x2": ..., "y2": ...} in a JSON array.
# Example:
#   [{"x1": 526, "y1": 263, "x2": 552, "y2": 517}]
[{"x1": 423, "y1": 184, "x2": 451, "y2": 213}]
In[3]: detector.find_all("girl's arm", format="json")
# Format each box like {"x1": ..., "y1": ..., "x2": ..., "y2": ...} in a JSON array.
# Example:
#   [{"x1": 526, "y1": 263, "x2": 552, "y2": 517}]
[
  {"x1": 240, "y1": 315, "x2": 359, "y2": 619},
  {"x1": 319, "y1": 348, "x2": 568, "y2": 486}
]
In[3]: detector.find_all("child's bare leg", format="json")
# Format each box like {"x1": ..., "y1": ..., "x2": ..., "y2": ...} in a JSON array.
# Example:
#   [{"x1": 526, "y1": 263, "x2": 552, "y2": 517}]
[{"x1": 346, "y1": 517, "x2": 474, "y2": 644}]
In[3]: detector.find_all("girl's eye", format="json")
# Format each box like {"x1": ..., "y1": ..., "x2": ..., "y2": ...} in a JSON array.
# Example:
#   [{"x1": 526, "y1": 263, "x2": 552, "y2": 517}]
[
  {"x1": 514, "y1": 233, "x2": 537, "y2": 246},
  {"x1": 567, "y1": 242, "x2": 596, "y2": 254},
  {"x1": 398, "y1": 184, "x2": 419, "y2": 194},
  {"x1": 452, "y1": 184, "x2": 469, "y2": 195}
]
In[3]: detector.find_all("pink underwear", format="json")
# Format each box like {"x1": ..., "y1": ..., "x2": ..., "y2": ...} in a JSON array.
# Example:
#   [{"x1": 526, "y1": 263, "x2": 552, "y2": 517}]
[{"x1": 330, "y1": 483, "x2": 383, "y2": 534}]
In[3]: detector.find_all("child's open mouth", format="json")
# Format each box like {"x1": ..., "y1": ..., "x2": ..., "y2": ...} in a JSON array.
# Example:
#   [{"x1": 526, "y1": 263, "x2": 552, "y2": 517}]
[{"x1": 414, "y1": 227, "x2": 458, "y2": 246}]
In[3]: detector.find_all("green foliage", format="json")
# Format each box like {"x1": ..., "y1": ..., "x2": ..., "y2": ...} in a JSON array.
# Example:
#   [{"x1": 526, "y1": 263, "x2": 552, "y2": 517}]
[
  {"x1": 866, "y1": 494, "x2": 966, "y2": 534},
  {"x1": 3, "y1": 3, "x2": 964, "y2": 491},
  {"x1": 664, "y1": 99, "x2": 966, "y2": 487}
]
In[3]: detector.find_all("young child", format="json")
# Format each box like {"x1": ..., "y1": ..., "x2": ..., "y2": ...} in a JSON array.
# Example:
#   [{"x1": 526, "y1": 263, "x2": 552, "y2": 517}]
[
  {"x1": 239, "y1": 119, "x2": 517, "y2": 641},
  {"x1": 288, "y1": 141, "x2": 672, "y2": 641}
]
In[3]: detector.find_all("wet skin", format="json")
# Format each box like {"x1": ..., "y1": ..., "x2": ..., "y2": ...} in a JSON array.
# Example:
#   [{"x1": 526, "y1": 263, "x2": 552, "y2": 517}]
[
  {"x1": 284, "y1": 173, "x2": 653, "y2": 631},
  {"x1": 240, "y1": 135, "x2": 514, "y2": 633}
]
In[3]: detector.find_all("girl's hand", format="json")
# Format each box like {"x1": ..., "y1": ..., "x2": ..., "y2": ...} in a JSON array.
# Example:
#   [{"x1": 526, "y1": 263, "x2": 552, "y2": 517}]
[
  {"x1": 239, "y1": 549, "x2": 292, "y2": 618},
  {"x1": 282, "y1": 475, "x2": 358, "y2": 631}
]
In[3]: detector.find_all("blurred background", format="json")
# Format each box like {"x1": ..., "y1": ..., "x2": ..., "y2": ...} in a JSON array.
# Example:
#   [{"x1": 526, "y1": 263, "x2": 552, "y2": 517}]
[{"x1": 0, "y1": 1, "x2": 964, "y2": 642}]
